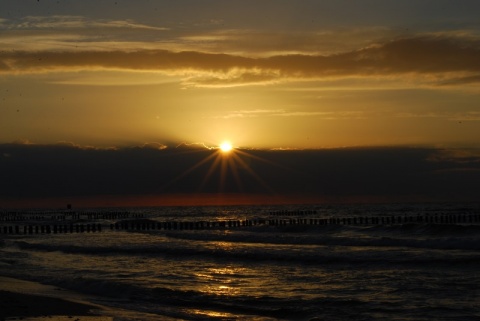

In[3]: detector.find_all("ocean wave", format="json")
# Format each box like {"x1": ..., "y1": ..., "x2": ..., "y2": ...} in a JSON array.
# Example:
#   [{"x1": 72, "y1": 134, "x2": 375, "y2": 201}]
[
  {"x1": 12, "y1": 235, "x2": 480, "y2": 268},
  {"x1": 163, "y1": 225, "x2": 480, "y2": 251}
]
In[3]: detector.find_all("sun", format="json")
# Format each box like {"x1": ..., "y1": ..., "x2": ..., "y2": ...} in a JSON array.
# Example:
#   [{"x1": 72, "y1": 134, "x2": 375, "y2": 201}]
[{"x1": 219, "y1": 141, "x2": 233, "y2": 153}]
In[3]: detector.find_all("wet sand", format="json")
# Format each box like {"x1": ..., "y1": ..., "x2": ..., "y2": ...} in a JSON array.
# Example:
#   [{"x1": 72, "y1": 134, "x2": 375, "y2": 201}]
[
  {"x1": 0, "y1": 277, "x2": 112, "y2": 321},
  {"x1": 0, "y1": 290, "x2": 111, "y2": 320},
  {"x1": 0, "y1": 276, "x2": 181, "y2": 320}
]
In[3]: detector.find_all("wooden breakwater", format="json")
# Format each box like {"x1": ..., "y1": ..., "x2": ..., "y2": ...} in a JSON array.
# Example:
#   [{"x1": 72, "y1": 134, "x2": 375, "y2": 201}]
[
  {"x1": 1, "y1": 212, "x2": 479, "y2": 235},
  {"x1": 0, "y1": 223, "x2": 103, "y2": 235},
  {"x1": 0, "y1": 210, "x2": 134, "y2": 222}
]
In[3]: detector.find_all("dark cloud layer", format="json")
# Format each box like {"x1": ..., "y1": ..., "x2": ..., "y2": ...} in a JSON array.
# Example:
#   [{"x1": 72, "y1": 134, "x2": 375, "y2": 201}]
[
  {"x1": 1, "y1": 143, "x2": 479, "y2": 207},
  {"x1": 1, "y1": 36, "x2": 479, "y2": 85}
]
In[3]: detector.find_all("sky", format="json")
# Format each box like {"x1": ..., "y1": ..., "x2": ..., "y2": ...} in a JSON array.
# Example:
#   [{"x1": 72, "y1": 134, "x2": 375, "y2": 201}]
[{"x1": 1, "y1": 0, "x2": 480, "y2": 207}]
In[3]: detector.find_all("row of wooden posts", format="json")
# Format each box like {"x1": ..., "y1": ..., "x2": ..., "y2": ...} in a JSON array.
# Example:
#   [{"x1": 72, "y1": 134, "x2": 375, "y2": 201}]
[
  {"x1": 0, "y1": 213, "x2": 479, "y2": 235},
  {"x1": 0, "y1": 211, "x2": 135, "y2": 222},
  {"x1": 1, "y1": 224, "x2": 103, "y2": 234}
]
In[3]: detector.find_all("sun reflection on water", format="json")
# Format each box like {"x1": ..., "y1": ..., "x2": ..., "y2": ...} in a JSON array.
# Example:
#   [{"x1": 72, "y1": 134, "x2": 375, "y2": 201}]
[
  {"x1": 190, "y1": 308, "x2": 238, "y2": 319},
  {"x1": 194, "y1": 265, "x2": 245, "y2": 297}
]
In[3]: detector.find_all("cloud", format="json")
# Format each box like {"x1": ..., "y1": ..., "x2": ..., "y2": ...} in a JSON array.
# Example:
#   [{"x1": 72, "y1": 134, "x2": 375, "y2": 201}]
[
  {"x1": 0, "y1": 50, "x2": 251, "y2": 73},
  {"x1": 175, "y1": 142, "x2": 213, "y2": 150},
  {"x1": 394, "y1": 111, "x2": 480, "y2": 122},
  {"x1": 49, "y1": 71, "x2": 179, "y2": 86},
  {"x1": 215, "y1": 109, "x2": 284, "y2": 119},
  {"x1": 137, "y1": 142, "x2": 168, "y2": 150},
  {"x1": 428, "y1": 149, "x2": 480, "y2": 164},
  {"x1": 215, "y1": 109, "x2": 366, "y2": 120},
  {"x1": 9, "y1": 15, "x2": 168, "y2": 31},
  {"x1": 0, "y1": 16, "x2": 400, "y2": 55},
  {"x1": 436, "y1": 74, "x2": 480, "y2": 86},
  {"x1": 451, "y1": 112, "x2": 480, "y2": 122},
  {"x1": 0, "y1": 15, "x2": 169, "y2": 52},
  {"x1": 178, "y1": 26, "x2": 396, "y2": 56},
  {"x1": 1, "y1": 35, "x2": 479, "y2": 87},
  {"x1": 1, "y1": 143, "x2": 479, "y2": 202},
  {"x1": 186, "y1": 68, "x2": 281, "y2": 87},
  {"x1": 276, "y1": 111, "x2": 366, "y2": 119}
]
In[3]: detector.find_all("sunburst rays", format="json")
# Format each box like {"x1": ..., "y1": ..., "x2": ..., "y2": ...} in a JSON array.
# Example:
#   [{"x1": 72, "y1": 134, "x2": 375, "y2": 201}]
[{"x1": 163, "y1": 145, "x2": 285, "y2": 195}]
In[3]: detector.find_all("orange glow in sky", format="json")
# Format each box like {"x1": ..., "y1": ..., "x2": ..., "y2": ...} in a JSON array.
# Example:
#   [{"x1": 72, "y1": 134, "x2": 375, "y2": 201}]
[
  {"x1": 1, "y1": 1, "x2": 480, "y2": 207},
  {"x1": 0, "y1": 1, "x2": 479, "y2": 150}
]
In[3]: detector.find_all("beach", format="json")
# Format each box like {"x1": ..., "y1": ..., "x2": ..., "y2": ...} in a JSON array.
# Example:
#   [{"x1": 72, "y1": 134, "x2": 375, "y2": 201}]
[
  {"x1": 0, "y1": 277, "x2": 112, "y2": 321},
  {"x1": 0, "y1": 290, "x2": 108, "y2": 321}
]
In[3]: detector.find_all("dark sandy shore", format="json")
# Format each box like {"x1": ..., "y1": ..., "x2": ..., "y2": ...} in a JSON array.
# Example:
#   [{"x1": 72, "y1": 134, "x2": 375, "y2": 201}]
[{"x1": 0, "y1": 290, "x2": 109, "y2": 321}]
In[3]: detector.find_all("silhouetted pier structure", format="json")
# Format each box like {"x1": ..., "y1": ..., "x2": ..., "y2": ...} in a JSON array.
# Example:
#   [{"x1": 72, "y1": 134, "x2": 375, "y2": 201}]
[{"x1": 1, "y1": 210, "x2": 479, "y2": 235}]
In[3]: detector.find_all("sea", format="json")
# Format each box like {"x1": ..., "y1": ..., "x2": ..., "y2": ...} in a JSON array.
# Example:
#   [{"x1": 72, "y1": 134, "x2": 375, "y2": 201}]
[{"x1": 1, "y1": 203, "x2": 480, "y2": 321}]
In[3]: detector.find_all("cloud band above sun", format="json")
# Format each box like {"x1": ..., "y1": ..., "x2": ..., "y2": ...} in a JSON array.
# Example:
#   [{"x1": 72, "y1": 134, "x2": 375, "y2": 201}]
[{"x1": 1, "y1": 36, "x2": 480, "y2": 87}]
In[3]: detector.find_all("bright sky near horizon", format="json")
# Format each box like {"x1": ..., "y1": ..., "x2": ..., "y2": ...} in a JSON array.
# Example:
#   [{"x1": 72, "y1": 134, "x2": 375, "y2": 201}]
[{"x1": 1, "y1": 0, "x2": 480, "y2": 150}]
